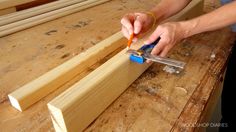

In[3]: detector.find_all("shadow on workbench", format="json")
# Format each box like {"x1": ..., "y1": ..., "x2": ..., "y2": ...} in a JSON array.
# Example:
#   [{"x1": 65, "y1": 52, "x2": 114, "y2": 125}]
[{"x1": 207, "y1": 98, "x2": 221, "y2": 132}]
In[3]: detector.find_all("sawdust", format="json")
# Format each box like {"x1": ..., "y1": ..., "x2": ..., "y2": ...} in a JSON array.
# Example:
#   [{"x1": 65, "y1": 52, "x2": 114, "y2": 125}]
[
  {"x1": 210, "y1": 53, "x2": 216, "y2": 59},
  {"x1": 163, "y1": 66, "x2": 180, "y2": 74}
]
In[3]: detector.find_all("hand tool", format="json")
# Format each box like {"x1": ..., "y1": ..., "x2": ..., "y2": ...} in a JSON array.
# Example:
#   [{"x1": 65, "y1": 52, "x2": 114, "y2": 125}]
[
  {"x1": 126, "y1": 37, "x2": 186, "y2": 69},
  {"x1": 127, "y1": 33, "x2": 134, "y2": 50}
]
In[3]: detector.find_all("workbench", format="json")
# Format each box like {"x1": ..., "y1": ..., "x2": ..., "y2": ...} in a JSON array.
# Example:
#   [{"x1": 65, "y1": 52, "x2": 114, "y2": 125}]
[{"x1": 0, "y1": 0, "x2": 235, "y2": 131}]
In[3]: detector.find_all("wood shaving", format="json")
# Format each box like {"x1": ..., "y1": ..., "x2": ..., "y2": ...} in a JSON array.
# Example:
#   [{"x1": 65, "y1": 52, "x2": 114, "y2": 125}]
[{"x1": 175, "y1": 86, "x2": 188, "y2": 94}]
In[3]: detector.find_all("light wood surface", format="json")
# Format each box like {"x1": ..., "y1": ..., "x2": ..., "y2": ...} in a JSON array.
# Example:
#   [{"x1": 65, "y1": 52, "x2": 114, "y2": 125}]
[
  {"x1": 0, "y1": 7, "x2": 16, "y2": 16},
  {"x1": 0, "y1": 0, "x2": 110, "y2": 37},
  {"x1": 8, "y1": 32, "x2": 125, "y2": 111},
  {"x1": 48, "y1": 0, "x2": 204, "y2": 131},
  {"x1": 0, "y1": 0, "x2": 36, "y2": 10},
  {"x1": 0, "y1": 0, "x2": 86, "y2": 26},
  {"x1": 0, "y1": 0, "x2": 235, "y2": 131},
  {"x1": 47, "y1": 36, "x2": 151, "y2": 132}
]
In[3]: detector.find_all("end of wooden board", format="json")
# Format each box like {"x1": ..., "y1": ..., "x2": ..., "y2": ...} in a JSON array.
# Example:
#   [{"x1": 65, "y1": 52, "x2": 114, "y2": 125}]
[
  {"x1": 47, "y1": 41, "x2": 151, "y2": 131},
  {"x1": 48, "y1": 103, "x2": 67, "y2": 132},
  {"x1": 8, "y1": 94, "x2": 23, "y2": 112},
  {"x1": 7, "y1": 31, "x2": 125, "y2": 112}
]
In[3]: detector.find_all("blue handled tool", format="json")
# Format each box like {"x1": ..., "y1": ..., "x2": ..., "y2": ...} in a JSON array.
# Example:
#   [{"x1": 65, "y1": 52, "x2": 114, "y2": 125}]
[{"x1": 126, "y1": 37, "x2": 186, "y2": 69}]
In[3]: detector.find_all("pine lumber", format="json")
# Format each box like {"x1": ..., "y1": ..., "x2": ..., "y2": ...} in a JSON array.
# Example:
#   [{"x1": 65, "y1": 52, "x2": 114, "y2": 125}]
[
  {"x1": 8, "y1": 32, "x2": 126, "y2": 111},
  {"x1": 0, "y1": 0, "x2": 110, "y2": 37},
  {"x1": 47, "y1": 37, "x2": 151, "y2": 132},
  {"x1": 0, "y1": 0, "x2": 35, "y2": 10},
  {"x1": 0, "y1": 0, "x2": 86, "y2": 26},
  {"x1": 47, "y1": 0, "x2": 204, "y2": 131},
  {"x1": 0, "y1": 7, "x2": 16, "y2": 16}
]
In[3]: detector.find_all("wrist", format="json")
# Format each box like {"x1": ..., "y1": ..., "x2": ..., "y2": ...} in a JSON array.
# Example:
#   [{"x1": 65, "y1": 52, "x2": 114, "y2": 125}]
[
  {"x1": 179, "y1": 19, "x2": 199, "y2": 38},
  {"x1": 150, "y1": 9, "x2": 166, "y2": 24},
  {"x1": 144, "y1": 11, "x2": 157, "y2": 28},
  {"x1": 150, "y1": 2, "x2": 172, "y2": 23}
]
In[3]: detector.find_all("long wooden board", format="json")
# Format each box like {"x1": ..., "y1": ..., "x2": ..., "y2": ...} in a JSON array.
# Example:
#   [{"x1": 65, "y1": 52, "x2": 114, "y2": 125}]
[
  {"x1": 48, "y1": 36, "x2": 151, "y2": 132},
  {"x1": 47, "y1": 0, "x2": 204, "y2": 131},
  {"x1": 8, "y1": 32, "x2": 125, "y2": 111},
  {"x1": 0, "y1": 0, "x2": 35, "y2": 10},
  {"x1": 0, "y1": 0, "x2": 110, "y2": 37},
  {"x1": 0, "y1": 7, "x2": 16, "y2": 16},
  {"x1": 0, "y1": 0, "x2": 86, "y2": 26}
]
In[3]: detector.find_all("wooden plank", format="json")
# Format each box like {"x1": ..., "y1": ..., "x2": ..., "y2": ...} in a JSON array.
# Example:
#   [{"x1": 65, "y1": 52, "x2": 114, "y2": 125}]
[
  {"x1": 8, "y1": 32, "x2": 126, "y2": 111},
  {"x1": 0, "y1": 0, "x2": 36, "y2": 10},
  {"x1": 15, "y1": 0, "x2": 57, "y2": 11},
  {"x1": 48, "y1": 33, "x2": 151, "y2": 132},
  {"x1": 0, "y1": 7, "x2": 16, "y2": 16},
  {"x1": 47, "y1": 1, "x2": 204, "y2": 131},
  {"x1": 0, "y1": 0, "x2": 110, "y2": 37},
  {"x1": 0, "y1": 0, "x2": 86, "y2": 26}
]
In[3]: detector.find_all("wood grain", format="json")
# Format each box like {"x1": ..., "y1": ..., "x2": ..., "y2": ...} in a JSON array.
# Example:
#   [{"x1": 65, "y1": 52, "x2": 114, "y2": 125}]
[
  {"x1": 48, "y1": 0, "x2": 204, "y2": 131},
  {"x1": 0, "y1": 7, "x2": 16, "y2": 16},
  {"x1": 0, "y1": 0, "x2": 110, "y2": 37},
  {"x1": 0, "y1": 0, "x2": 85, "y2": 26},
  {"x1": 0, "y1": 0, "x2": 159, "y2": 131},
  {"x1": 0, "y1": 0, "x2": 36, "y2": 10},
  {"x1": 0, "y1": 0, "x2": 234, "y2": 131},
  {"x1": 8, "y1": 32, "x2": 125, "y2": 111}
]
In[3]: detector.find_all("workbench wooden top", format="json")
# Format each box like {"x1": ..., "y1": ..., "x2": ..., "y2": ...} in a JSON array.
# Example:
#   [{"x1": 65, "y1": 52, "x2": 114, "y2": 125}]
[{"x1": 0, "y1": 0, "x2": 235, "y2": 131}]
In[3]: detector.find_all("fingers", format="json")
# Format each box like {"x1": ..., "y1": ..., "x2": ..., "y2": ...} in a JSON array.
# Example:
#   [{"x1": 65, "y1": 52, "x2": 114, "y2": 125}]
[
  {"x1": 146, "y1": 46, "x2": 171, "y2": 63},
  {"x1": 144, "y1": 27, "x2": 162, "y2": 44},
  {"x1": 122, "y1": 26, "x2": 130, "y2": 39},
  {"x1": 121, "y1": 13, "x2": 146, "y2": 40},
  {"x1": 146, "y1": 39, "x2": 165, "y2": 63},
  {"x1": 121, "y1": 14, "x2": 135, "y2": 35},
  {"x1": 146, "y1": 40, "x2": 171, "y2": 63},
  {"x1": 133, "y1": 15, "x2": 143, "y2": 34},
  {"x1": 160, "y1": 46, "x2": 171, "y2": 57},
  {"x1": 151, "y1": 39, "x2": 165, "y2": 55},
  {"x1": 145, "y1": 26, "x2": 171, "y2": 57},
  {"x1": 121, "y1": 26, "x2": 139, "y2": 42}
]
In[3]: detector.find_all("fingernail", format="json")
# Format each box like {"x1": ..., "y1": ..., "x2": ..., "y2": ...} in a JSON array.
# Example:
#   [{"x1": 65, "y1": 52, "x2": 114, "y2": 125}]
[{"x1": 134, "y1": 28, "x2": 139, "y2": 34}]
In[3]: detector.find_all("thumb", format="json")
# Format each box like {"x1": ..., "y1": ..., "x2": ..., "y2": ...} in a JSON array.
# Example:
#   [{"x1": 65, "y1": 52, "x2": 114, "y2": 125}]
[
  {"x1": 151, "y1": 39, "x2": 166, "y2": 55},
  {"x1": 144, "y1": 27, "x2": 162, "y2": 44}
]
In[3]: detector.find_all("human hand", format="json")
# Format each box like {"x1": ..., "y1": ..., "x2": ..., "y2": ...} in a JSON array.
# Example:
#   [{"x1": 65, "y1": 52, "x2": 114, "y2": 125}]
[
  {"x1": 121, "y1": 12, "x2": 155, "y2": 42},
  {"x1": 145, "y1": 22, "x2": 186, "y2": 60}
]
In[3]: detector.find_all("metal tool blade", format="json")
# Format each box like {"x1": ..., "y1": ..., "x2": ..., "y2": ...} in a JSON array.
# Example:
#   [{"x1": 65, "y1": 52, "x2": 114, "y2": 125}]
[
  {"x1": 126, "y1": 49, "x2": 139, "y2": 56},
  {"x1": 142, "y1": 53, "x2": 186, "y2": 69}
]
